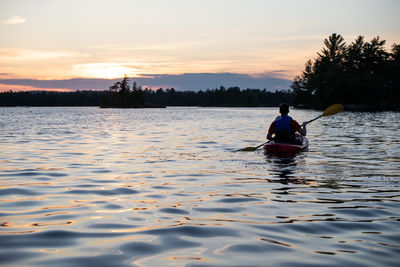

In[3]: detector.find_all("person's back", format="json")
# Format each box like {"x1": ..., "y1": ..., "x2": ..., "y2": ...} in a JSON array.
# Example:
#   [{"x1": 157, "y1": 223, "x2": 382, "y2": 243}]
[
  {"x1": 273, "y1": 114, "x2": 295, "y2": 143},
  {"x1": 267, "y1": 103, "x2": 306, "y2": 144}
]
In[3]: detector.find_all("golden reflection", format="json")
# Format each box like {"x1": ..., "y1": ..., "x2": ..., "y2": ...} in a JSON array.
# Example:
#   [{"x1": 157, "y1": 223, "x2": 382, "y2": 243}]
[
  {"x1": 0, "y1": 220, "x2": 74, "y2": 230},
  {"x1": 94, "y1": 235, "x2": 143, "y2": 246},
  {"x1": 139, "y1": 200, "x2": 157, "y2": 204},
  {"x1": 0, "y1": 221, "x2": 72, "y2": 228},
  {"x1": 31, "y1": 221, "x2": 74, "y2": 227},
  {"x1": 0, "y1": 211, "x2": 75, "y2": 221},
  {"x1": 39, "y1": 249, "x2": 59, "y2": 253},
  {"x1": 1, "y1": 182, "x2": 52, "y2": 187},
  {"x1": 110, "y1": 225, "x2": 166, "y2": 233},
  {"x1": 41, "y1": 204, "x2": 90, "y2": 210},
  {"x1": 132, "y1": 208, "x2": 148, "y2": 211},
  {"x1": 214, "y1": 244, "x2": 232, "y2": 255},
  {"x1": 36, "y1": 167, "x2": 64, "y2": 171},
  {"x1": 168, "y1": 256, "x2": 207, "y2": 261},
  {"x1": 0, "y1": 230, "x2": 37, "y2": 234},
  {"x1": 1, "y1": 196, "x2": 47, "y2": 203}
]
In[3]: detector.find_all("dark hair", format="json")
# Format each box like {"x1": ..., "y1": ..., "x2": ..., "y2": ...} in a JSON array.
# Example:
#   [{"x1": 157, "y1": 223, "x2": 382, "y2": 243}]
[{"x1": 279, "y1": 103, "x2": 289, "y2": 115}]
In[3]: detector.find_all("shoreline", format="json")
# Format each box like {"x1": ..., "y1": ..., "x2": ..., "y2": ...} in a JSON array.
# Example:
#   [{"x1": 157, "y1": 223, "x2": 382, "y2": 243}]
[{"x1": 1, "y1": 105, "x2": 399, "y2": 112}]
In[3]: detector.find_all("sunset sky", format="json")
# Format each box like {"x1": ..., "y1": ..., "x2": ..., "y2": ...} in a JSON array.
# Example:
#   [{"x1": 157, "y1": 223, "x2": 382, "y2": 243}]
[{"x1": 0, "y1": 0, "x2": 399, "y2": 91}]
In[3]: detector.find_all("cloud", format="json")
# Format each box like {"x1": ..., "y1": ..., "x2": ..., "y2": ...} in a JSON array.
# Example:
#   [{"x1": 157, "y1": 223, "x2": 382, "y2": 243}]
[
  {"x1": 0, "y1": 48, "x2": 87, "y2": 61},
  {"x1": 251, "y1": 71, "x2": 292, "y2": 80},
  {"x1": 73, "y1": 63, "x2": 141, "y2": 79},
  {"x1": 0, "y1": 73, "x2": 292, "y2": 92},
  {"x1": 137, "y1": 73, "x2": 291, "y2": 91},
  {"x1": 3, "y1": 15, "x2": 26, "y2": 25}
]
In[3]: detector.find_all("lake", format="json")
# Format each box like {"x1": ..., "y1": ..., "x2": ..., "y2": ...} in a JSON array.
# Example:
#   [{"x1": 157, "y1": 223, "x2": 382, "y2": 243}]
[{"x1": 0, "y1": 107, "x2": 399, "y2": 266}]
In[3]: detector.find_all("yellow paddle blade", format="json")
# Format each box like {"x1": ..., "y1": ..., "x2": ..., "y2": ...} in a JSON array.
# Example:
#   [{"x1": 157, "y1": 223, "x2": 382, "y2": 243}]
[{"x1": 322, "y1": 104, "x2": 344, "y2": 117}]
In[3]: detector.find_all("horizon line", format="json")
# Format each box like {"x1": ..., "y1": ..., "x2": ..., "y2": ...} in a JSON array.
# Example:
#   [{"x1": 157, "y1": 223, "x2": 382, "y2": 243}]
[{"x1": 0, "y1": 72, "x2": 293, "y2": 92}]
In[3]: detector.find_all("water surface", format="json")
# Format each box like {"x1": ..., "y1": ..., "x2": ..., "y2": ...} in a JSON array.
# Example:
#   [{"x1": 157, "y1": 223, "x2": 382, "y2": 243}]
[{"x1": 0, "y1": 107, "x2": 399, "y2": 266}]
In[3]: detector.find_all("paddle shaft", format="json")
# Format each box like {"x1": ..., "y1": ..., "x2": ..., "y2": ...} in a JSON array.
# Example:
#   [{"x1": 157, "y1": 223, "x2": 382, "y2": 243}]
[
  {"x1": 303, "y1": 104, "x2": 344, "y2": 125},
  {"x1": 304, "y1": 115, "x2": 323, "y2": 125},
  {"x1": 254, "y1": 142, "x2": 267, "y2": 149}
]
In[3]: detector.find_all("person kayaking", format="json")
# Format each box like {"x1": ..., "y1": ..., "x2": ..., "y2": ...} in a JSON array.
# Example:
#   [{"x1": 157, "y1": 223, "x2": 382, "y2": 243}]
[{"x1": 267, "y1": 103, "x2": 306, "y2": 144}]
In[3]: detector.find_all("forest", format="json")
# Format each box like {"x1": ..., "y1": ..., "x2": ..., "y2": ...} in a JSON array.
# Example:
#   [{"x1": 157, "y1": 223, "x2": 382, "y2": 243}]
[
  {"x1": 291, "y1": 34, "x2": 400, "y2": 110},
  {"x1": 144, "y1": 86, "x2": 293, "y2": 107},
  {"x1": 0, "y1": 90, "x2": 103, "y2": 107},
  {"x1": 0, "y1": 83, "x2": 293, "y2": 108}
]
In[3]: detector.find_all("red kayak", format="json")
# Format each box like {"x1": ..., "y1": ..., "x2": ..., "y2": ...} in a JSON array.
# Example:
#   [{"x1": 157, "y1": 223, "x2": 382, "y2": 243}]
[{"x1": 263, "y1": 133, "x2": 309, "y2": 155}]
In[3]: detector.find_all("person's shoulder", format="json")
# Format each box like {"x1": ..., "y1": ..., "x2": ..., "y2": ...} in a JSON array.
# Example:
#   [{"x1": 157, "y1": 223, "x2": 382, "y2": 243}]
[
  {"x1": 290, "y1": 118, "x2": 301, "y2": 127},
  {"x1": 291, "y1": 118, "x2": 299, "y2": 123}
]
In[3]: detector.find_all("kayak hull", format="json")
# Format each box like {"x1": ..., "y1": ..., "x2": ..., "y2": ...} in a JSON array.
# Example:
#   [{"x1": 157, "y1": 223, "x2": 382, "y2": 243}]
[{"x1": 263, "y1": 133, "x2": 309, "y2": 156}]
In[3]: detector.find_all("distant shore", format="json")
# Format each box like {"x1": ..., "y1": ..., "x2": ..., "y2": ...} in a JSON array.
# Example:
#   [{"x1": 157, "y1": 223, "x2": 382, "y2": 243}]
[
  {"x1": 0, "y1": 87, "x2": 294, "y2": 109},
  {"x1": 1, "y1": 89, "x2": 398, "y2": 111}
]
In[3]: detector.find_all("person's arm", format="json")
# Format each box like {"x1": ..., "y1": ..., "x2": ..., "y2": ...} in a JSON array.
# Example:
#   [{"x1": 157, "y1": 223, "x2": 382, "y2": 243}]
[
  {"x1": 292, "y1": 120, "x2": 306, "y2": 136},
  {"x1": 267, "y1": 122, "x2": 275, "y2": 140},
  {"x1": 298, "y1": 123, "x2": 307, "y2": 136}
]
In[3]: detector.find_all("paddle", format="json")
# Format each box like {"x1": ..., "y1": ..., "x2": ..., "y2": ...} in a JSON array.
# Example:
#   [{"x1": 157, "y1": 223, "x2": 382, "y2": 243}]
[
  {"x1": 303, "y1": 104, "x2": 344, "y2": 125},
  {"x1": 237, "y1": 104, "x2": 344, "y2": 152},
  {"x1": 239, "y1": 141, "x2": 269, "y2": 152}
]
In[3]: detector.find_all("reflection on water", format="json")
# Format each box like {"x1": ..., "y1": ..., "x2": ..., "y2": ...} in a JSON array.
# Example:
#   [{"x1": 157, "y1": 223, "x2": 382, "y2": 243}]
[{"x1": 0, "y1": 107, "x2": 399, "y2": 266}]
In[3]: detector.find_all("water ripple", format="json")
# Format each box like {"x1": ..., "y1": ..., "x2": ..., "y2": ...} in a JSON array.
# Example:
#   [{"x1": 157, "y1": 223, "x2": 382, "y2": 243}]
[
  {"x1": 0, "y1": 107, "x2": 399, "y2": 267},
  {"x1": 64, "y1": 188, "x2": 139, "y2": 195}
]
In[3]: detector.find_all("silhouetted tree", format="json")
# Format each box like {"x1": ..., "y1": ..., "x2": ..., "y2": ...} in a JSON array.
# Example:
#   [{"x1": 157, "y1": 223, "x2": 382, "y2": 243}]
[
  {"x1": 292, "y1": 33, "x2": 400, "y2": 110},
  {"x1": 101, "y1": 76, "x2": 146, "y2": 108}
]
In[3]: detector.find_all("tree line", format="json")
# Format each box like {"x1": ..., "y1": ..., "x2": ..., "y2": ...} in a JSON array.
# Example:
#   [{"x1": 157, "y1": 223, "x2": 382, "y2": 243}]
[
  {"x1": 144, "y1": 87, "x2": 292, "y2": 107},
  {"x1": 291, "y1": 33, "x2": 400, "y2": 110},
  {"x1": 0, "y1": 90, "x2": 103, "y2": 107},
  {"x1": 0, "y1": 85, "x2": 293, "y2": 107},
  {"x1": 101, "y1": 76, "x2": 293, "y2": 107}
]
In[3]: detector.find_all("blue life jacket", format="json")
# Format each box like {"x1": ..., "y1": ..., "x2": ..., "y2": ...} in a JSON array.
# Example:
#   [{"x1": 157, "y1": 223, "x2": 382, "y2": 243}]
[{"x1": 274, "y1": 115, "x2": 292, "y2": 133}]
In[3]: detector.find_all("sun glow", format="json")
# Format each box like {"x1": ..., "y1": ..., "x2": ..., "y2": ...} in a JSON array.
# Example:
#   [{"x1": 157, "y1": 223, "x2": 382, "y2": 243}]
[{"x1": 73, "y1": 63, "x2": 140, "y2": 79}]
